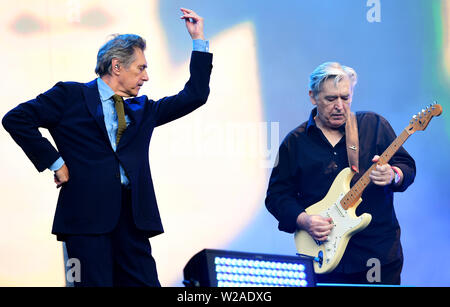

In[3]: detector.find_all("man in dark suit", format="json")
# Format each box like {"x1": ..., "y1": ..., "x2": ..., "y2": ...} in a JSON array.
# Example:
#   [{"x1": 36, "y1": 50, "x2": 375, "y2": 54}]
[{"x1": 2, "y1": 8, "x2": 212, "y2": 287}]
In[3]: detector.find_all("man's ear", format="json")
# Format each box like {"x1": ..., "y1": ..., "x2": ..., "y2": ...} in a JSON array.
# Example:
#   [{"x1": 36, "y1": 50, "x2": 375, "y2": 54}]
[
  {"x1": 309, "y1": 90, "x2": 317, "y2": 106},
  {"x1": 111, "y1": 58, "x2": 121, "y2": 75}
]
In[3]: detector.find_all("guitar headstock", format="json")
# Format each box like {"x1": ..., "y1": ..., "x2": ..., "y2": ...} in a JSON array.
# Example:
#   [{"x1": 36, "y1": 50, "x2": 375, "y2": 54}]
[{"x1": 406, "y1": 102, "x2": 443, "y2": 134}]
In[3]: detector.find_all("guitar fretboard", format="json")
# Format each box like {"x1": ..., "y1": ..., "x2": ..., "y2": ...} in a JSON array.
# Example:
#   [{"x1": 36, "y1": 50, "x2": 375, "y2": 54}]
[{"x1": 340, "y1": 129, "x2": 411, "y2": 210}]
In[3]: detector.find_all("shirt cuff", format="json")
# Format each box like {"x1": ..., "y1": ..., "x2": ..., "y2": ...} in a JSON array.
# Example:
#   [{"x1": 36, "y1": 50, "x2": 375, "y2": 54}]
[
  {"x1": 193, "y1": 39, "x2": 209, "y2": 52},
  {"x1": 48, "y1": 157, "x2": 64, "y2": 171}
]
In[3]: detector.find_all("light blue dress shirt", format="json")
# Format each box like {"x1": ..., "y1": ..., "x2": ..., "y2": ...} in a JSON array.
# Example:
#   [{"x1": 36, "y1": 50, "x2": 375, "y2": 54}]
[
  {"x1": 97, "y1": 78, "x2": 131, "y2": 185},
  {"x1": 49, "y1": 39, "x2": 209, "y2": 185}
]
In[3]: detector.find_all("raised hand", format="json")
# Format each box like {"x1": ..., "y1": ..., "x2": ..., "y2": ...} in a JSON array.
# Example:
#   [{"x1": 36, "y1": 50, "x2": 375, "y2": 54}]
[{"x1": 180, "y1": 8, "x2": 205, "y2": 40}]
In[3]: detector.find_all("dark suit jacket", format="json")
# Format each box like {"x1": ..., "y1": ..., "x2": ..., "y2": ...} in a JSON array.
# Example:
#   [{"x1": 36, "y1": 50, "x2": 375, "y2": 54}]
[{"x1": 2, "y1": 51, "x2": 213, "y2": 238}]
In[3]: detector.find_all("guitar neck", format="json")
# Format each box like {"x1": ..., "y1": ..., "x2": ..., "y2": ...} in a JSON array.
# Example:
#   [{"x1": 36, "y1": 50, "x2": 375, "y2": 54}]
[{"x1": 341, "y1": 129, "x2": 411, "y2": 210}]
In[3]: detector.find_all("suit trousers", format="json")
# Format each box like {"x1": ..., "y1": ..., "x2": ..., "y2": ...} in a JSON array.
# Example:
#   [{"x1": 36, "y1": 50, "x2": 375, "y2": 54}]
[{"x1": 64, "y1": 186, "x2": 160, "y2": 287}]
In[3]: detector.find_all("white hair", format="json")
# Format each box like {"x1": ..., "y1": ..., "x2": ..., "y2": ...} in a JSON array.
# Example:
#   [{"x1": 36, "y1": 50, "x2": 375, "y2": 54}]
[{"x1": 309, "y1": 62, "x2": 358, "y2": 97}]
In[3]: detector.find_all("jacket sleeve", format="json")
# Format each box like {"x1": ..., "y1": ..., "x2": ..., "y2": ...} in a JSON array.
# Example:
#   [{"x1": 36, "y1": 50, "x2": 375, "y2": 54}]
[
  {"x1": 2, "y1": 82, "x2": 68, "y2": 172},
  {"x1": 151, "y1": 51, "x2": 213, "y2": 127},
  {"x1": 265, "y1": 139, "x2": 304, "y2": 234}
]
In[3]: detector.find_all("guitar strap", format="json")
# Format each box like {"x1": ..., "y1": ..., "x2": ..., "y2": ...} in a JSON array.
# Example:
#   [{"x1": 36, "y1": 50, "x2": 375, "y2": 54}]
[{"x1": 345, "y1": 112, "x2": 359, "y2": 173}]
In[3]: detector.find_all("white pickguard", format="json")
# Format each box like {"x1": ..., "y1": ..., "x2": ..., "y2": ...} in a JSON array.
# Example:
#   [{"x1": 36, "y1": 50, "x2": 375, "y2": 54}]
[
  {"x1": 294, "y1": 167, "x2": 372, "y2": 274},
  {"x1": 318, "y1": 193, "x2": 363, "y2": 266}
]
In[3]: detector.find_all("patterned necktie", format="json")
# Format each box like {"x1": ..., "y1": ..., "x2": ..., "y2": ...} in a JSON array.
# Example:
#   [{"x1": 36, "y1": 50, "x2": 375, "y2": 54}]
[{"x1": 112, "y1": 94, "x2": 127, "y2": 145}]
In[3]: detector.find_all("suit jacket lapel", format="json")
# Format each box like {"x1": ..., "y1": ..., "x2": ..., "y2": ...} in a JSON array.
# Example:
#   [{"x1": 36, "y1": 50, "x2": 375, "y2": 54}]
[{"x1": 82, "y1": 80, "x2": 111, "y2": 146}]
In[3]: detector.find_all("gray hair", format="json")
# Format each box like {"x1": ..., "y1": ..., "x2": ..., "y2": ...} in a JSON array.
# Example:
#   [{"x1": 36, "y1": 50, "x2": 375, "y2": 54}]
[
  {"x1": 95, "y1": 34, "x2": 146, "y2": 77},
  {"x1": 309, "y1": 62, "x2": 358, "y2": 97}
]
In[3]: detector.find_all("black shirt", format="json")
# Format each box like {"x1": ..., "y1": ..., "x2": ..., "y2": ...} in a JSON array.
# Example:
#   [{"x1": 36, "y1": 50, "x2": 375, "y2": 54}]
[{"x1": 265, "y1": 108, "x2": 416, "y2": 273}]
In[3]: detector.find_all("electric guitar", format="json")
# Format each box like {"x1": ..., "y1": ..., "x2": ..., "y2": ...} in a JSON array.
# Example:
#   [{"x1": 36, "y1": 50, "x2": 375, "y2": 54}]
[{"x1": 294, "y1": 103, "x2": 443, "y2": 274}]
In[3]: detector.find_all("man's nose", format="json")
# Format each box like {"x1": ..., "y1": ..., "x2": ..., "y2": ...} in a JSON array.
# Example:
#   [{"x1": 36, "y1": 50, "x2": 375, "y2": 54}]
[
  {"x1": 334, "y1": 98, "x2": 344, "y2": 109},
  {"x1": 142, "y1": 70, "x2": 149, "y2": 81}
]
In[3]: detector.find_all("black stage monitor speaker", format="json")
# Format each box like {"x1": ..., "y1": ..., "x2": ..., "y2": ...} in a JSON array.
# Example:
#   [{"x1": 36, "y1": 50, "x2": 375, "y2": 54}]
[{"x1": 183, "y1": 249, "x2": 316, "y2": 287}]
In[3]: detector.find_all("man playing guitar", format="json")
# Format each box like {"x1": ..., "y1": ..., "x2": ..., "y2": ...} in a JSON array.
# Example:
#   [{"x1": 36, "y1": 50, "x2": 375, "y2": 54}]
[{"x1": 265, "y1": 62, "x2": 416, "y2": 285}]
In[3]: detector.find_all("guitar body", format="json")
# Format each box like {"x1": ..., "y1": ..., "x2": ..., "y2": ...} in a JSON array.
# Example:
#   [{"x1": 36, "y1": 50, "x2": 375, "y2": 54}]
[{"x1": 294, "y1": 167, "x2": 372, "y2": 274}]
